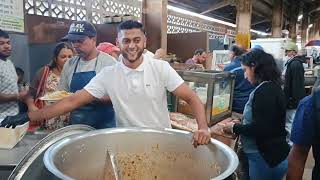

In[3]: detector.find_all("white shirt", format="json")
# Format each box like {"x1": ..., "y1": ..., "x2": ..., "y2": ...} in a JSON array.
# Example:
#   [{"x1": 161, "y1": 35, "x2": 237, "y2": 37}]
[
  {"x1": 143, "y1": 49, "x2": 155, "y2": 58},
  {"x1": 84, "y1": 54, "x2": 184, "y2": 128},
  {"x1": 0, "y1": 59, "x2": 19, "y2": 119}
]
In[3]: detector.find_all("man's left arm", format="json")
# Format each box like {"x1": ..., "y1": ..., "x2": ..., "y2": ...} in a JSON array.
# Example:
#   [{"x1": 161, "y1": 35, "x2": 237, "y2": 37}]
[
  {"x1": 164, "y1": 61, "x2": 210, "y2": 146},
  {"x1": 172, "y1": 83, "x2": 211, "y2": 146}
]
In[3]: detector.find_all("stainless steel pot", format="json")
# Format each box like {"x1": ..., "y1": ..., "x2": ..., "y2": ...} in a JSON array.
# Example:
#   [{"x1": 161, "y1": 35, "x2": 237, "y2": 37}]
[{"x1": 44, "y1": 128, "x2": 238, "y2": 180}]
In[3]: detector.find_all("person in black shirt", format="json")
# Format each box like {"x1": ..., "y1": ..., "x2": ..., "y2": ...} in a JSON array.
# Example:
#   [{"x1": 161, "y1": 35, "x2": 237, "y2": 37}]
[{"x1": 223, "y1": 49, "x2": 290, "y2": 180}]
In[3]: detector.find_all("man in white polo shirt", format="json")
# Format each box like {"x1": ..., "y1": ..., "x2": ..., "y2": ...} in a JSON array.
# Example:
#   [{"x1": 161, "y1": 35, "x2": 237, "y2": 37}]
[{"x1": 1, "y1": 20, "x2": 210, "y2": 146}]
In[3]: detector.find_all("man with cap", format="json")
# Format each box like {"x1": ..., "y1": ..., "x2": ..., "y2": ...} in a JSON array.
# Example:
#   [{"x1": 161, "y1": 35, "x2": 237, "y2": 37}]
[
  {"x1": 0, "y1": 20, "x2": 211, "y2": 147},
  {"x1": 58, "y1": 21, "x2": 117, "y2": 129},
  {"x1": 282, "y1": 41, "x2": 306, "y2": 145}
]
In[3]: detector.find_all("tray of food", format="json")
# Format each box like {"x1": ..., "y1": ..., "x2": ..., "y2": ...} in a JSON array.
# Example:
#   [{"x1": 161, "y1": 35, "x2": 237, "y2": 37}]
[
  {"x1": 39, "y1": 90, "x2": 73, "y2": 101},
  {"x1": 170, "y1": 112, "x2": 198, "y2": 132}
]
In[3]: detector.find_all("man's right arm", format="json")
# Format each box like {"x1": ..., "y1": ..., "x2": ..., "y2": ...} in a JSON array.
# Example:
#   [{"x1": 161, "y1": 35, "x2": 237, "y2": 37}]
[
  {"x1": 0, "y1": 93, "x2": 18, "y2": 103},
  {"x1": 287, "y1": 95, "x2": 314, "y2": 180},
  {"x1": 0, "y1": 91, "x2": 28, "y2": 103},
  {"x1": 286, "y1": 144, "x2": 310, "y2": 180},
  {"x1": 28, "y1": 89, "x2": 95, "y2": 122}
]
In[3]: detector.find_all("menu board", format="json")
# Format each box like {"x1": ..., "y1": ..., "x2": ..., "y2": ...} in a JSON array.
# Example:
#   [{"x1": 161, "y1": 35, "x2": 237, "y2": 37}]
[{"x1": 0, "y1": 0, "x2": 24, "y2": 33}]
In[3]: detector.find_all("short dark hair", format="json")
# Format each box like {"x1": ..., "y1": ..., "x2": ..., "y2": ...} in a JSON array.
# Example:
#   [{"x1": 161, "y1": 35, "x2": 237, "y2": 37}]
[
  {"x1": 240, "y1": 49, "x2": 282, "y2": 86},
  {"x1": 194, "y1": 48, "x2": 205, "y2": 56},
  {"x1": 230, "y1": 45, "x2": 245, "y2": 57},
  {"x1": 117, "y1": 20, "x2": 145, "y2": 34},
  {"x1": 49, "y1": 42, "x2": 74, "y2": 69},
  {"x1": 0, "y1": 29, "x2": 9, "y2": 39}
]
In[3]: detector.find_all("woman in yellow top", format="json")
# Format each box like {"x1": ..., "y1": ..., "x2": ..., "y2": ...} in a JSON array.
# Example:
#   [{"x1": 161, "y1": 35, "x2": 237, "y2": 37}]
[{"x1": 27, "y1": 42, "x2": 75, "y2": 131}]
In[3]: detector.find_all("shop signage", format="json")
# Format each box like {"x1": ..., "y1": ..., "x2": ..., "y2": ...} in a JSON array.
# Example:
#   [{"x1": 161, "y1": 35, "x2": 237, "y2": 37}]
[{"x1": 0, "y1": 0, "x2": 24, "y2": 33}]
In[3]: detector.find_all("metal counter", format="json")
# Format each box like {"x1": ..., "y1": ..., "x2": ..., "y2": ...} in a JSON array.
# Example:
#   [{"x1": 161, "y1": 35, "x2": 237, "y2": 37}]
[{"x1": 0, "y1": 132, "x2": 48, "y2": 179}]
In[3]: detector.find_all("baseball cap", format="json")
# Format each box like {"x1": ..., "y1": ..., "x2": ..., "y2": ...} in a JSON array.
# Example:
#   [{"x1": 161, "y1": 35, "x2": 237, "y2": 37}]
[
  {"x1": 61, "y1": 21, "x2": 97, "y2": 41},
  {"x1": 252, "y1": 45, "x2": 264, "y2": 51},
  {"x1": 97, "y1": 42, "x2": 120, "y2": 54},
  {"x1": 285, "y1": 42, "x2": 298, "y2": 52}
]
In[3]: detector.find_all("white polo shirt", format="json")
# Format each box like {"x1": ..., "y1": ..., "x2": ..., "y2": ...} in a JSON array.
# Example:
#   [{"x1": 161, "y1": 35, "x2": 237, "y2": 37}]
[{"x1": 84, "y1": 54, "x2": 184, "y2": 128}]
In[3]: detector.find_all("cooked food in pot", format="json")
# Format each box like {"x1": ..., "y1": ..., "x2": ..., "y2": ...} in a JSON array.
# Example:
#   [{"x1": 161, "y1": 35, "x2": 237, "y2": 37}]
[{"x1": 104, "y1": 144, "x2": 222, "y2": 180}]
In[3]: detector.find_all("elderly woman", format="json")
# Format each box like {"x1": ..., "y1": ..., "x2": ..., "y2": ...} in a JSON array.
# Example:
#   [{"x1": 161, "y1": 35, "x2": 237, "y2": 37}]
[{"x1": 223, "y1": 49, "x2": 290, "y2": 180}]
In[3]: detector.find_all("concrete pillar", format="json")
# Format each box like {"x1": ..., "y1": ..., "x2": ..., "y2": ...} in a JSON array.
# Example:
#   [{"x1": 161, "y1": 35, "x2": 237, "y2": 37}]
[
  {"x1": 271, "y1": 0, "x2": 283, "y2": 38},
  {"x1": 288, "y1": 0, "x2": 299, "y2": 42},
  {"x1": 235, "y1": 0, "x2": 252, "y2": 49},
  {"x1": 301, "y1": 6, "x2": 309, "y2": 46},
  {"x1": 142, "y1": 0, "x2": 168, "y2": 54}
]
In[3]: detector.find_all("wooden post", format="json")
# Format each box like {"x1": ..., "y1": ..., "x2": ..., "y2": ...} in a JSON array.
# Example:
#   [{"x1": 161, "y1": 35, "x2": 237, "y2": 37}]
[
  {"x1": 142, "y1": 0, "x2": 168, "y2": 54},
  {"x1": 271, "y1": 0, "x2": 283, "y2": 38},
  {"x1": 288, "y1": 0, "x2": 299, "y2": 42},
  {"x1": 235, "y1": 0, "x2": 252, "y2": 49}
]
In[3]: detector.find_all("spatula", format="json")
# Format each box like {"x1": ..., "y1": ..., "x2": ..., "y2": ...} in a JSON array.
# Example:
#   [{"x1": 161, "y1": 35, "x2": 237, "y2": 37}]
[{"x1": 103, "y1": 150, "x2": 120, "y2": 180}]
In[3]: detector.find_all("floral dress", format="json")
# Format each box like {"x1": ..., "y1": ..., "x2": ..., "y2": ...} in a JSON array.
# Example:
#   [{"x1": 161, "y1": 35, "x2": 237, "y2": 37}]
[{"x1": 41, "y1": 70, "x2": 69, "y2": 130}]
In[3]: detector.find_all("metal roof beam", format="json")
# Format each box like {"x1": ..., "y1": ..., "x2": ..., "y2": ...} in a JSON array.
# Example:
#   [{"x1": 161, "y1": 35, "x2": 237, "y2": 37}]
[
  {"x1": 252, "y1": 19, "x2": 270, "y2": 26},
  {"x1": 200, "y1": 0, "x2": 235, "y2": 15}
]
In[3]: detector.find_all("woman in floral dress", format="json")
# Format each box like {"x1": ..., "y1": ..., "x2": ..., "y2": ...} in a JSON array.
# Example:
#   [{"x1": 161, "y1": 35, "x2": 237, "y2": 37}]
[{"x1": 27, "y1": 42, "x2": 74, "y2": 131}]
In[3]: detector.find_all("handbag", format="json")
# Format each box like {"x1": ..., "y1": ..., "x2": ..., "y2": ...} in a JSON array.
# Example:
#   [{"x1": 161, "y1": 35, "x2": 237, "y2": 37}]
[
  {"x1": 28, "y1": 66, "x2": 50, "y2": 130},
  {"x1": 34, "y1": 66, "x2": 50, "y2": 109}
]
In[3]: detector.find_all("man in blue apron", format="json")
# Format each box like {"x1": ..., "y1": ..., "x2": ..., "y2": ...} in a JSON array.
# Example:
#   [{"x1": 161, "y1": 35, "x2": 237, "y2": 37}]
[{"x1": 58, "y1": 21, "x2": 117, "y2": 129}]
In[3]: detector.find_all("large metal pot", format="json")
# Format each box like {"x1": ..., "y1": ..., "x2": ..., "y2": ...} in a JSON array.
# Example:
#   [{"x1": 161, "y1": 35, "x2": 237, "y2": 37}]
[{"x1": 44, "y1": 128, "x2": 238, "y2": 180}]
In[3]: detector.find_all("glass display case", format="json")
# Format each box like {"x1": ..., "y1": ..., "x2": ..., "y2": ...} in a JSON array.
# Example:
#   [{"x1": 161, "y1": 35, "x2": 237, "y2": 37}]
[
  {"x1": 173, "y1": 70, "x2": 236, "y2": 126},
  {"x1": 211, "y1": 50, "x2": 231, "y2": 70}
]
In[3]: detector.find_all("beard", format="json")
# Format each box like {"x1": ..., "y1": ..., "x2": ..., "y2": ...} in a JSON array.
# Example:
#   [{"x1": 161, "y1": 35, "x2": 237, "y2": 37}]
[
  {"x1": 75, "y1": 48, "x2": 89, "y2": 59},
  {"x1": 122, "y1": 49, "x2": 144, "y2": 63},
  {"x1": 0, "y1": 51, "x2": 10, "y2": 60}
]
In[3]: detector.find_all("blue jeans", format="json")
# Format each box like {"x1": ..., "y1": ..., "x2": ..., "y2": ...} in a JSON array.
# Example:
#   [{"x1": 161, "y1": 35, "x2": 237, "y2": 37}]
[
  {"x1": 245, "y1": 152, "x2": 288, "y2": 180},
  {"x1": 285, "y1": 109, "x2": 296, "y2": 146}
]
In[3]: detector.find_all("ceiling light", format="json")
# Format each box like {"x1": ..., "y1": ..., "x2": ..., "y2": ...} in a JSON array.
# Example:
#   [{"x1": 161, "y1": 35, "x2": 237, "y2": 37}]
[
  {"x1": 167, "y1": 5, "x2": 237, "y2": 27},
  {"x1": 137, "y1": 0, "x2": 269, "y2": 35}
]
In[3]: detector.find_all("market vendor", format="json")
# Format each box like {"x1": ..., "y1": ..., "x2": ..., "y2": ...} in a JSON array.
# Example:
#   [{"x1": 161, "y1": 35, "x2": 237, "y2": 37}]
[
  {"x1": 51, "y1": 21, "x2": 117, "y2": 129},
  {"x1": 185, "y1": 48, "x2": 207, "y2": 66},
  {"x1": 0, "y1": 20, "x2": 211, "y2": 146}
]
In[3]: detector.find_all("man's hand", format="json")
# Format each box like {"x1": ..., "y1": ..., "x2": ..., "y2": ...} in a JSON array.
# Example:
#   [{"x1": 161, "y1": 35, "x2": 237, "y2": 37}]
[
  {"x1": 192, "y1": 128, "x2": 211, "y2": 148},
  {"x1": 217, "y1": 64, "x2": 225, "y2": 70},
  {"x1": 0, "y1": 113, "x2": 30, "y2": 128}
]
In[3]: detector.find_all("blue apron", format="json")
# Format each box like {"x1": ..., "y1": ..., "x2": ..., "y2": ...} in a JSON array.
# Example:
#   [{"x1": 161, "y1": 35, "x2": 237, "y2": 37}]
[{"x1": 69, "y1": 56, "x2": 115, "y2": 129}]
